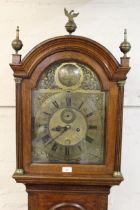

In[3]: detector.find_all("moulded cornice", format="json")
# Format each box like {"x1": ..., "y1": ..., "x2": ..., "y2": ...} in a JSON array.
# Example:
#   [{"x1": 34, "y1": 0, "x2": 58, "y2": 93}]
[
  {"x1": 13, "y1": 174, "x2": 123, "y2": 186},
  {"x1": 10, "y1": 35, "x2": 130, "y2": 81}
]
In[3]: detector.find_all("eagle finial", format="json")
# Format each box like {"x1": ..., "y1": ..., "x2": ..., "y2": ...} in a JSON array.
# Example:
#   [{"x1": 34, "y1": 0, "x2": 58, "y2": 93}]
[{"x1": 64, "y1": 8, "x2": 79, "y2": 34}]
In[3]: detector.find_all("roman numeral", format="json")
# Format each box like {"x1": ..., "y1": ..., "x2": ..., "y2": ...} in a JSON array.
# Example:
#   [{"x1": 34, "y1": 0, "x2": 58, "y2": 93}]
[
  {"x1": 79, "y1": 101, "x2": 84, "y2": 109},
  {"x1": 65, "y1": 147, "x2": 70, "y2": 155},
  {"x1": 88, "y1": 125, "x2": 97, "y2": 130},
  {"x1": 66, "y1": 96, "x2": 71, "y2": 107},
  {"x1": 78, "y1": 145, "x2": 82, "y2": 151},
  {"x1": 51, "y1": 143, "x2": 58, "y2": 151},
  {"x1": 52, "y1": 101, "x2": 59, "y2": 109},
  {"x1": 86, "y1": 112, "x2": 94, "y2": 118},
  {"x1": 86, "y1": 135, "x2": 94, "y2": 143}
]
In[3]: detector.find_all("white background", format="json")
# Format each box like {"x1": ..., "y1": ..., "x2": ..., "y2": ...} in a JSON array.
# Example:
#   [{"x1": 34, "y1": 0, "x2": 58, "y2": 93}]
[{"x1": 0, "y1": 0, "x2": 140, "y2": 210}]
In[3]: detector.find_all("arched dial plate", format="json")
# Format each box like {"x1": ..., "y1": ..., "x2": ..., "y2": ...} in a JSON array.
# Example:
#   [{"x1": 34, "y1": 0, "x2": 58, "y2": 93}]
[{"x1": 32, "y1": 62, "x2": 105, "y2": 164}]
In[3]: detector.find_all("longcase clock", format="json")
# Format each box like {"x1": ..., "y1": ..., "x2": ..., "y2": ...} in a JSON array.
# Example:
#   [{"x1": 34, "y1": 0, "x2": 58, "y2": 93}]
[{"x1": 10, "y1": 9, "x2": 131, "y2": 210}]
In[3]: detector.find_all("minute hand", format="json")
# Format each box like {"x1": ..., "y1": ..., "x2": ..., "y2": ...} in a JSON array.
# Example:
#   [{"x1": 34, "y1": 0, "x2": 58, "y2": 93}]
[{"x1": 52, "y1": 126, "x2": 69, "y2": 140}]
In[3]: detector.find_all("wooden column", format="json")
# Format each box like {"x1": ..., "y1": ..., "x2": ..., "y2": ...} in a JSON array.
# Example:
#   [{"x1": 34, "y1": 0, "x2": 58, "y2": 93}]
[
  {"x1": 14, "y1": 77, "x2": 23, "y2": 175},
  {"x1": 114, "y1": 80, "x2": 125, "y2": 176},
  {"x1": 12, "y1": 53, "x2": 24, "y2": 175},
  {"x1": 114, "y1": 56, "x2": 130, "y2": 176}
]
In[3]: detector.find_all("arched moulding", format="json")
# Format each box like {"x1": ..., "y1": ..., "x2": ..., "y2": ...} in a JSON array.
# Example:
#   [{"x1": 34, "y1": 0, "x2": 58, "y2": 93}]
[
  {"x1": 28, "y1": 51, "x2": 109, "y2": 91},
  {"x1": 49, "y1": 202, "x2": 86, "y2": 210},
  {"x1": 10, "y1": 36, "x2": 130, "y2": 83}
]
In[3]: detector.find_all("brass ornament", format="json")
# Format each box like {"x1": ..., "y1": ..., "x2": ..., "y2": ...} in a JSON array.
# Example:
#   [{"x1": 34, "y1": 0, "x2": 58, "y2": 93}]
[
  {"x1": 117, "y1": 80, "x2": 126, "y2": 87},
  {"x1": 119, "y1": 29, "x2": 131, "y2": 57},
  {"x1": 15, "y1": 168, "x2": 24, "y2": 175},
  {"x1": 113, "y1": 171, "x2": 122, "y2": 177},
  {"x1": 14, "y1": 77, "x2": 22, "y2": 84},
  {"x1": 11, "y1": 26, "x2": 23, "y2": 54},
  {"x1": 64, "y1": 8, "x2": 79, "y2": 34}
]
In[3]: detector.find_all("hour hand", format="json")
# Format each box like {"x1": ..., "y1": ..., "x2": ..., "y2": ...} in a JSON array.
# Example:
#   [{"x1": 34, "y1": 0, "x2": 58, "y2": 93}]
[
  {"x1": 51, "y1": 125, "x2": 66, "y2": 132},
  {"x1": 51, "y1": 125, "x2": 70, "y2": 132}
]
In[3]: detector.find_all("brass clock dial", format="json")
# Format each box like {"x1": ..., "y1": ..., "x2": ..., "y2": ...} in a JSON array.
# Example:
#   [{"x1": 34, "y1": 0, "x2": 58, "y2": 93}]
[{"x1": 32, "y1": 62, "x2": 105, "y2": 164}]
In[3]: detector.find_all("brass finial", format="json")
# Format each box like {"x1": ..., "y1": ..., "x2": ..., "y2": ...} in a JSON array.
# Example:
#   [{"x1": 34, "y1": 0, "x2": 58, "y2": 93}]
[
  {"x1": 64, "y1": 8, "x2": 79, "y2": 35},
  {"x1": 119, "y1": 29, "x2": 131, "y2": 57},
  {"x1": 11, "y1": 26, "x2": 23, "y2": 54}
]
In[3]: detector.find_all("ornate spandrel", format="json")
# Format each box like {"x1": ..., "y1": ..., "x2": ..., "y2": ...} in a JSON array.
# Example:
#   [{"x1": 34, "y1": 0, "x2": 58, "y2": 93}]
[{"x1": 37, "y1": 62, "x2": 100, "y2": 90}]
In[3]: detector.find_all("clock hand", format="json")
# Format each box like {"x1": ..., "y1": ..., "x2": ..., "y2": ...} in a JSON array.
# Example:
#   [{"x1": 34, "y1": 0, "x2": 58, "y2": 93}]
[
  {"x1": 51, "y1": 125, "x2": 71, "y2": 142},
  {"x1": 51, "y1": 125, "x2": 71, "y2": 132},
  {"x1": 52, "y1": 127, "x2": 68, "y2": 140},
  {"x1": 51, "y1": 125, "x2": 65, "y2": 132}
]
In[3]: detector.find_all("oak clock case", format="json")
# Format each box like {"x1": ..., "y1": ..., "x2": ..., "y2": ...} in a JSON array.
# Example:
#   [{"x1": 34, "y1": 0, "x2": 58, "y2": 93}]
[{"x1": 10, "y1": 24, "x2": 131, "y2": 210}]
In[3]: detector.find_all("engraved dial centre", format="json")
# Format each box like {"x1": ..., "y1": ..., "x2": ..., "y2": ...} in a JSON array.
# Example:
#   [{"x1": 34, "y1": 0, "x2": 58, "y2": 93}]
[{"x1": 49, "y1": 108, "x2": 87, "y2": 146}]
